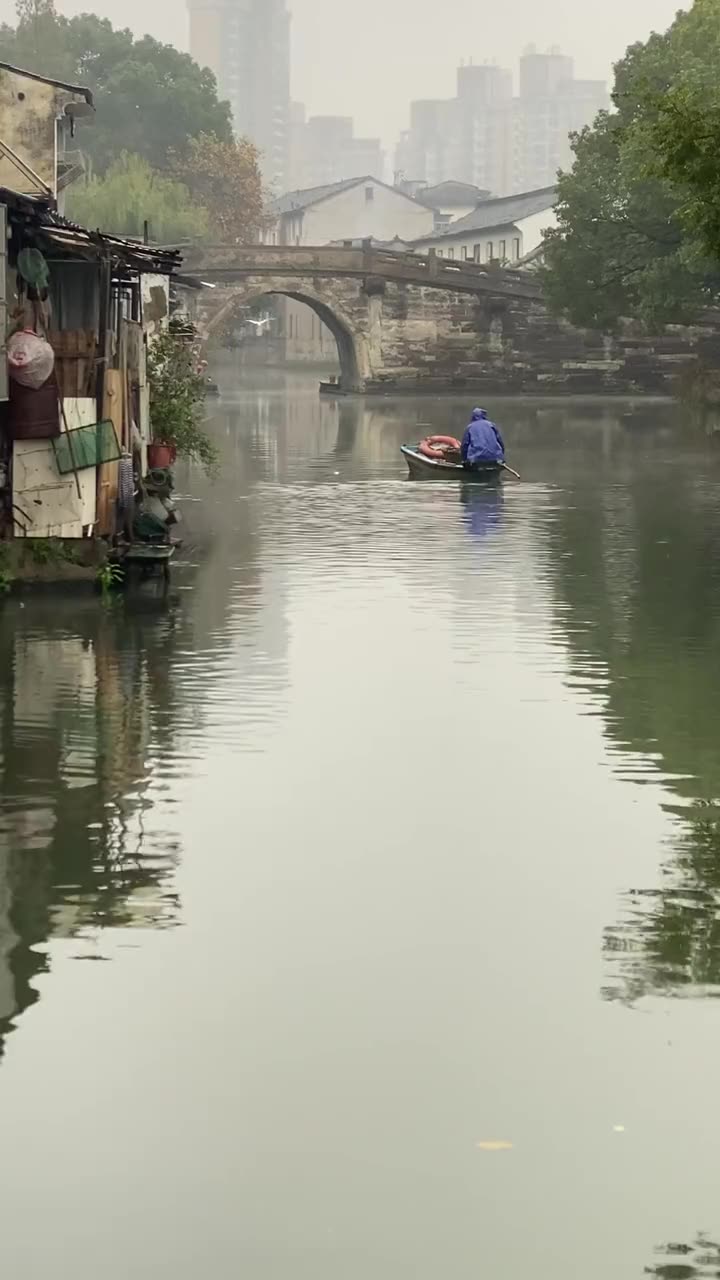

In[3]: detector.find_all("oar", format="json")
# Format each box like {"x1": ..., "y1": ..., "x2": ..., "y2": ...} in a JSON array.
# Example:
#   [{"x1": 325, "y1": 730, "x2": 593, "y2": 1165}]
[{"x1": 501, "y1": 463, "x2": 521, "y2": 480}]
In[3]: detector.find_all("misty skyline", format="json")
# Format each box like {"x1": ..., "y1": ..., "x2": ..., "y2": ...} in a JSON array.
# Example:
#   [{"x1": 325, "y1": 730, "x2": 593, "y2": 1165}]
[{"x1": 0, "y1": 0, "x2": 685, "y2": 144}]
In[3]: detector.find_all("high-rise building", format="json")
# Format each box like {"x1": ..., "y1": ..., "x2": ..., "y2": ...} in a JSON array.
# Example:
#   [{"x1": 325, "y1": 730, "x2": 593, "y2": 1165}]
[
  {"x1": 395, "y1": 66, "x2": 512, "y2": 194},
  {"x1": 286, "y1": 99, "x2": 308, "y2": 190},
  {"x1": 395, "y1": 99, "x2": 462, "y2": 188},
  {"x1": 518, "y1": 49, "x2": 574, "y2": 99},
  {"x1": 456, "y1": 64, "x2": 514, "y2": 195},
  {"x1": 288, "y1": 111, "x2": 384, "y2": 189},
  {"x1": 395, "y1": 51, "x2": 608, "y2": 197},
  {"x1": 513, "y1": 48, "x2": 607, "y2": 192},
  {"x1": 188, "y1": 0, "x2": 291, "y2": 190}
]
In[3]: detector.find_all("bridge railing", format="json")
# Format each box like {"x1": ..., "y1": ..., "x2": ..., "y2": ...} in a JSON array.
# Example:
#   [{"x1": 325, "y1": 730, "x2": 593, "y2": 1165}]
[
  {"x1": 368, "y1": 247, "x2": 540, "y2": 297},
  {"x1": 185, "y1": 243, "x2": 542, "y2": 301}
]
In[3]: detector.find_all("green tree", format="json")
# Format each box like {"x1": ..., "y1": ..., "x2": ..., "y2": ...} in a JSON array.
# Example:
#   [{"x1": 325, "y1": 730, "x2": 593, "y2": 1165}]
[
  {"x1": 171, "y1": 134, "x2": 267, "y2": 243},
  {"x1": 0, "y1": 1, "x2": 233, "y2": 174},
  {"x1": 541, "y1": 0, "x2": 720, "y2": 331},
  {"x1": 651, "y1": 0, "x2": 720, "y2": 265},
  {"x1": 66, "y1": 153, "x2": 208, "y2": 244},
  {"x1": 10, "y1": 0, "x2": 68, "y2": 71}
]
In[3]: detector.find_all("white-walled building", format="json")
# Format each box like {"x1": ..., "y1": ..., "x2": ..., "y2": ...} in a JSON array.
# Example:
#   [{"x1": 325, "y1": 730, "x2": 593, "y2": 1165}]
[
  {"x1": 262, "y1": 178, "x2": 434, "y2": 363},
  {"x1": 411, "y1": 186, "x2": 557, "y2": 265},
  {"x1": 264, "y1": 176, "x2": 434, "y2": 247}
]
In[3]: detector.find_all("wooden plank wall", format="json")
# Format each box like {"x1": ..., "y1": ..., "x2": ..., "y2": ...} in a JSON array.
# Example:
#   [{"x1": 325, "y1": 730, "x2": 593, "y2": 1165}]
[{"x1": 96, "y1": 369, "x2": 123, "y2": 536}]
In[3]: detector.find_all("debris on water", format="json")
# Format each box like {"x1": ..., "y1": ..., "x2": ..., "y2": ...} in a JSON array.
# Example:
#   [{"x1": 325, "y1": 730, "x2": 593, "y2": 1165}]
[
  {"x1": 644, "y1": 1267, "x2": 698, "y2": 1279},
  {"x1": 644, "y1": 1235, "x2": 720, "y2": 1277},
  {"x1": 613, "y1": 1124, "x2": 626, "y2": 1133},
  {"x1": 476, "y1": 1140, "x2": 513, "y2": 1152}
]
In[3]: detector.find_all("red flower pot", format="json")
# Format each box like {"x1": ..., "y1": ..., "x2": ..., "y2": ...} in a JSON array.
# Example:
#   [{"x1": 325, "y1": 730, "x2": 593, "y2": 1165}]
[{"x1": 147, "y1": 442, "x2": 177, "y2": 469}]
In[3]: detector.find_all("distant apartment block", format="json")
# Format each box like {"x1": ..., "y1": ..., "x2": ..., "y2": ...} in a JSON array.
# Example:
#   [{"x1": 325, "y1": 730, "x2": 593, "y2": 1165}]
[
  {"x1": 188, "y1": 0, "x2": 291, "y2": 190},
  {"x1": 395, "y1": 48, "x2": 608, "y2": 196},
  {"x1": 288, "y1": 107, "x2": 384, "y2": 189}
]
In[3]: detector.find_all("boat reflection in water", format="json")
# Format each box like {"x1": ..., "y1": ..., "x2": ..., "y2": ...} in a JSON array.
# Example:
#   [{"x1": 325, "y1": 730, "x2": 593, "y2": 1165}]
[{"x1": 459, "y1": 485, "x2": 505, "y2": 541}]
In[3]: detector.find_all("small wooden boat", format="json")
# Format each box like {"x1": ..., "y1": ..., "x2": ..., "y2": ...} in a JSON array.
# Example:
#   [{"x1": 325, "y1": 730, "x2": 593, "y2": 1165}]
[{"x1": 401, "y1": 444, "x2": 504, "y2": 481}]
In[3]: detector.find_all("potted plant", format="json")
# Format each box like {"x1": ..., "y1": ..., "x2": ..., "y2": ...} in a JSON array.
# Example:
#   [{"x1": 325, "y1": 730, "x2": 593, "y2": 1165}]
[{"x1": 147, "y1": 329, "x2": 218, "y2": 472}]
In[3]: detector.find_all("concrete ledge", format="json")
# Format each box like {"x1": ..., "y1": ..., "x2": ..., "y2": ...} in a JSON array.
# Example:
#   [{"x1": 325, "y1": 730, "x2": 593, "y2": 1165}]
[{"x1": 0, "y1": 538, "x2": 107, "y2": 591}]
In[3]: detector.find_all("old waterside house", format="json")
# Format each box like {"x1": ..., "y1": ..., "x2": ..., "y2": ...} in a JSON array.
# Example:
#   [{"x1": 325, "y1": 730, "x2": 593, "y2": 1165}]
[{"x1": 0, "y1": 62, "x2": 181, "y2": 543}]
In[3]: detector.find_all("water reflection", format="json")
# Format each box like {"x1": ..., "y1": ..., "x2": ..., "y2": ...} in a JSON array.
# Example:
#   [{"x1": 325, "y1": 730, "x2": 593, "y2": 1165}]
[
  {"x1": 0, "y1": 599, "x2": 183, "y2": 1057},
  {"x1": 4, "y1": 368, "x2": 720, "y2": 1274},
  {"x1": 646, "y1": 1237, "x2": 720, "y2": 1277},
  {"x1": 216, "y1": 376, "x2": 720, "y2": 1004},
  {"x1": 541, "y1": 427, "x2": 720, "y2": 1001},
  {"x1": 459, "y1": 485, "x2": 505, "y2": 541},
  {"x1": 603, "y1": 802, "x2": 720, "y2": 1001}
]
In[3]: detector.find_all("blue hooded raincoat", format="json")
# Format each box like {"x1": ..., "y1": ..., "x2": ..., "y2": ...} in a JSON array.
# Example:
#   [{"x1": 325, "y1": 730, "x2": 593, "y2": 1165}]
[{"x1": 460, "y1": 408, "x2": 505, "y2": 465}]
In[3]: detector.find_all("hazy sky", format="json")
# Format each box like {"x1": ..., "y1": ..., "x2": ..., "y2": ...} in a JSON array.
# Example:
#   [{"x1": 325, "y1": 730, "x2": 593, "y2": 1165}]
[{"x1": 0, "y1": 0, "x2": 685, "y2": 143}]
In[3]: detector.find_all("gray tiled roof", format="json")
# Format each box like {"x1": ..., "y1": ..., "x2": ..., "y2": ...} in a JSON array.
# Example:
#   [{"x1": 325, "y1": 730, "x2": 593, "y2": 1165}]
[
  {"x1": 273, "y1": 176, "x2": 436, "y2": 216},
  {"x1": 273, "y1": 178, "x2": 364, "y2": 215},
  {"x1": 416, "y1": 185, "x2": 557, "y2": 239}
]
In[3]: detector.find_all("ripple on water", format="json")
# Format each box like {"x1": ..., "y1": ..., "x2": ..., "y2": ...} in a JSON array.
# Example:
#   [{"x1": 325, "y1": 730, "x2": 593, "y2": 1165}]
[{"x1": 2, "y1": 389, "x2": 720, "y2": 1277}]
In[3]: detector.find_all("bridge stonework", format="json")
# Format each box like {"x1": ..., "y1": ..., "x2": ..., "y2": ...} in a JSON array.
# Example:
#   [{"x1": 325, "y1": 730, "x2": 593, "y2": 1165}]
[{"x1": 188, "y1": 246, "x2": 717, "y2": 396}]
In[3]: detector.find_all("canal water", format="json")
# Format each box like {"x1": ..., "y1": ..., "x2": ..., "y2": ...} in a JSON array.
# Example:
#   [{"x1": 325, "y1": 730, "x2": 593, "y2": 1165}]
[{"x1": 1, "y1": 370, "x2": 720, "y2": 1278}]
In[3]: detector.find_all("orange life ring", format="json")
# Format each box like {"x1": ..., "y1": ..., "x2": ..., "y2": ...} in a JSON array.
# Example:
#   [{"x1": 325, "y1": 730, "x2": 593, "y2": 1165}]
[{"x1": 418, "y1": 434, "x2": 462, "y2": 460}]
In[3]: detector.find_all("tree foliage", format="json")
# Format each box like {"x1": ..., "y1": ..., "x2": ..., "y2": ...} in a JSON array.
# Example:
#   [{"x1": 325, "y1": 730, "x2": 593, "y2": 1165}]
[
  {"x1": 541, "y1": 0, "x2": 720, "y2": 331},
  {"x1": 0, "y1": 0, "x2": 269, "y2": 245},
  {"x1": 171, "y1": 134, "x2": 267, "y2": 244},
  {"x1": 66, "y1": 153, "x2": 208, "y2": 244},
  {"x1": 651, "y1": 0, "x2": 720, "y2": 265},
  {"x1": 0, "y1": 0, "x2": 233, "y2": 174}
]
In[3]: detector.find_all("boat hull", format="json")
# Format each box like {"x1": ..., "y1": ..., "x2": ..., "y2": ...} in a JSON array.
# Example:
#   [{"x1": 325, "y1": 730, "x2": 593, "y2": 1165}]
[{"x1": 401, "y1": 446, "x2": 503, "y2": 482}]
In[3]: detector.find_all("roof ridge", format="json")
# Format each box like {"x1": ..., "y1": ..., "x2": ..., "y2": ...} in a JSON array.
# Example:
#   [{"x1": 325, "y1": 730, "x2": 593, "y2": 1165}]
[
  {"x1": 412, "y1": 186, "x2": 557, "y2": 241},
  {"x1": 273, "y1": 174, "x2": 436, "y2": 214}
]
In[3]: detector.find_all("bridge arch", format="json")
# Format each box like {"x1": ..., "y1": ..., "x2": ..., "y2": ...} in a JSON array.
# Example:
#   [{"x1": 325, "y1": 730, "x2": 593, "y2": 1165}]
[{"x1": 201, "y1": 281, "x2": 369, "y2": 393}]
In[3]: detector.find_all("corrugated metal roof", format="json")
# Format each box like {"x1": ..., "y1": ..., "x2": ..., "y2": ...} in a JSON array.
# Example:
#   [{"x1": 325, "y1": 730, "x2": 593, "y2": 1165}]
[{"x1": 0, "y1": 186, "x2": 181, "y2": 273}]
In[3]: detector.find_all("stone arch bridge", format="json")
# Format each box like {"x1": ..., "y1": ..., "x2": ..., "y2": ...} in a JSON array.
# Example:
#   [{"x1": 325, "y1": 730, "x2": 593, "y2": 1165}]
[
  {"x1": 184, "y1": 244, "x2": 705, "y2": 396},
  {"x1": 184, "y1": 244, "x2": 548, "y2": 394}
]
